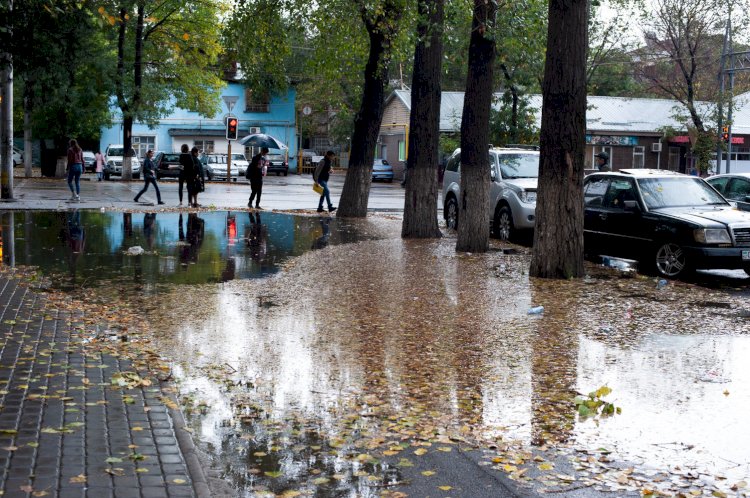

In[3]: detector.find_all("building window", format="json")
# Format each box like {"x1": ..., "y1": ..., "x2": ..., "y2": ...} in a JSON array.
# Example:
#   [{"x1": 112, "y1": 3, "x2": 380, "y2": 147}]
[
  {"x1": 398, "y1": 140, "x2": 406, "y2": 161},
  {"x1": 194, "y1": 140, "x2": 214, "y2": 153},
  {"x1": 132, "y1": 136, "x2": 155, "y2": 159},
  {"x1": 633, "y1": 146, "x2": 645, "y2": 168},
  {"x1": 245, "y1": 88, "x2": 270, "y2": 113}
]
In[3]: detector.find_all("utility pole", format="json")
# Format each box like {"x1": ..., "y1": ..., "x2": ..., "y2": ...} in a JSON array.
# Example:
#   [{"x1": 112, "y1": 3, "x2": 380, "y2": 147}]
[
  {"x1": 717, "y1": 16, "x2": 729, "y2": 175},
  {"x1": 1, "y1": 0, "x2": 14, "y2": 200},
  {"x1": 725, "y1": 11, "x2": 733, "y2": 175}
]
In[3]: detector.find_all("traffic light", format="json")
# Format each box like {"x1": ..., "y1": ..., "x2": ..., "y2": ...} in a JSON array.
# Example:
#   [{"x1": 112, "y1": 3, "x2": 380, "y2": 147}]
[
  {"x1": 722, "y1": 126, "x2": 730, "y2": 143},
  {"x1": 226, "y1": 117, "x2": 239, "y2": 140}
]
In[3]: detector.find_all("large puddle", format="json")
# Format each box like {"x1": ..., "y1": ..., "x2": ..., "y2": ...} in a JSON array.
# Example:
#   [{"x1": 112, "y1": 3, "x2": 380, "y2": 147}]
[
  {"x1": 1, "y1": 210, "x2": 749, "y2": 497},
  {"x1": 0, "y1": 210, "x2": 384, "y2": 289}
]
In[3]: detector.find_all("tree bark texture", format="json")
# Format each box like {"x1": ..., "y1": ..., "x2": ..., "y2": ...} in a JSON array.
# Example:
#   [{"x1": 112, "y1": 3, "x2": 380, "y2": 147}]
[
  {"x1": 122, "y1": 3, "x2": 145, "y2": 181},
  {"x1": 402, "y1": 0, "x2": 444, "y2": 239},
  {"x1": 456, "y1": 0, "x2": 496, "y2": 253},
  {"x1": 337, "y1": 27, "x2": 389, "y2": 218},
  {"x1": 529, "y1": 0, "x2": 587, "y2": 279}
]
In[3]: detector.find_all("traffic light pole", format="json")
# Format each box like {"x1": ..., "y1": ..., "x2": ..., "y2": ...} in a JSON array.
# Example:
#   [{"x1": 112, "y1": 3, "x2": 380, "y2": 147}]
[{"x1": 226, "y1": 140, "x2": 231, "y2": 183}]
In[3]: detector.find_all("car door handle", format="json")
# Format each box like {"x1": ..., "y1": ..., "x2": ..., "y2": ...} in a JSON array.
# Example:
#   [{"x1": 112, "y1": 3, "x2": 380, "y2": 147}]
[{"x1": 599, "y1": 213, "x2": 608, "y2": 220}]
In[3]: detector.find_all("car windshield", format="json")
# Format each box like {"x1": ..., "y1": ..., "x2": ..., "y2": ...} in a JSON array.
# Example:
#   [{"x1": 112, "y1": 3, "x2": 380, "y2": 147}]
[
  {"x1": 374, "y1": 160, "x2": 391, "y2": 170},
  {"x1": 231, "y1": 154, "x2": 246, "y2": 161},
  {"x1": 496, "y1": 154, "x2": 539, "y2": 179},
  {"x1": 107, "y1": 148, "x2": 136, "y2": 157},
  {"x1": 637, "y1": 177, "x2": 728, "y2": 209}
]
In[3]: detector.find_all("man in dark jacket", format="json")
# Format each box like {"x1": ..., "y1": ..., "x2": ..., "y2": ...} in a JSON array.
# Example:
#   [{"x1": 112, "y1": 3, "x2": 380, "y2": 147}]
[
  {"x1": 247, "y1": 147, "x2": 268, "y2": 209},
  {"x1": 314, "y1": 150, "x2": 336, "y2": 213},
  {"x1": 134, "y1": 150, "x2": 165, "y2": 204}
]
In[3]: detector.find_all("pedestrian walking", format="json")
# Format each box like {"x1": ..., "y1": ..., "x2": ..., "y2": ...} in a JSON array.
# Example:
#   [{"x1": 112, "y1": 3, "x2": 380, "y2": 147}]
[
  {"x1": 134, "y1": 150, "x2": 165, "y2": 205},
  {"x1": 94, "y1": 150, "x2": 105, "y2": 181},
  {"x1": 178, "y1": 144, "x2": 192, "y2": 206},
  {"x1": 66, "y1": 139, "x2": 84, "y2": 201},
  {"x1": 187, "y1": 146, "x2": 205, "y2": 208},
  {"x1": 247, "y1": 147, "x2": 268, "y2": 209},
  {"x1": 314, "y1": 150, "x2": 337, "y2": 213}
]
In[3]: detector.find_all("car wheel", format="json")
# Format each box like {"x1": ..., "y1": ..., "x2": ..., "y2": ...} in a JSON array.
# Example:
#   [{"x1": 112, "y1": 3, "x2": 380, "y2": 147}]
[
  {"x1": 653, "y1": 241, "x2": 690, "y2": 278},
  {"x1": 492, "y1": 205, "x2": 514, "y2": 241},
  {"x1": 284, "y1": 171, "x2": 288, "y2": 176},
  {"x1": 104, "y1": 173, "x2": 110, "y2": 181},
  {"x1": 387, "y1": 178, "x2": 393, "y2": 183},
  {"x1": 134, "y1": 173, "x2": 140, "y2": 180},
  {"x1": 276, "y1": 171, "x2": 280, "y2": 176},
  {"x1": 444, "y1": 196, "x2": 458, "y2": 230}
]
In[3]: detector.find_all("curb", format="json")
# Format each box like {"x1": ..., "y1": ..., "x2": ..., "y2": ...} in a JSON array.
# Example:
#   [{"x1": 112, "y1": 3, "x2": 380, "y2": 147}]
[{"x1": 162, "y1": 385, "x2": 211, "y2": 498}]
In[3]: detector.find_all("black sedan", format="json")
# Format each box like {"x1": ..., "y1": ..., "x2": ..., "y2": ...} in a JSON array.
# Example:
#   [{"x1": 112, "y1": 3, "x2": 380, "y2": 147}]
[
  {"x1": 706, "y1": 173, "x2": 750, "y2": 211},
  {"x1": 584, "y1": 169, "x2": 750, "y2": 278}
]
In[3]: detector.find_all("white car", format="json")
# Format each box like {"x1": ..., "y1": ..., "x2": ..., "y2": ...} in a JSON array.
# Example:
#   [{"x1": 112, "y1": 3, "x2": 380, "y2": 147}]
[
  {"x1": 204, "y1": 154, "x2": 239, "y2": 181},
  {"x1": 229, "y1": 153, "x2": 250, "y2": 176},
  {"x1": 104, "y1": 144, "x2": 141, "y2": 180},
  {"x1": 82, "y1": 151, "x2": 96, "y2": 172},
  {"x1": 442, "y1": 146, "x2": 540, "y2": 241},
  {"x1": 13, "y1": 147, "x2": 23, "y2": 166}
]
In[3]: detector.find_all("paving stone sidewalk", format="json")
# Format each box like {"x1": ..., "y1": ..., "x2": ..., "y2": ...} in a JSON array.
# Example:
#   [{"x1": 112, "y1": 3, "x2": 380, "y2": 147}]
[{"x1": 0, "y1": 275, "x2": 205, "y2": 498}]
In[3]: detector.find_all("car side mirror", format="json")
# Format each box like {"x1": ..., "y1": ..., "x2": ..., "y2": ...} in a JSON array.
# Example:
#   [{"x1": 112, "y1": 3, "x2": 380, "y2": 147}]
[
  {"x1": 490, "y1": 170, "x2": 496, "y2": 181},
  {"x1": 744, "y1": 195, "x2": 750, "y2": 203},
  {"x1": 623, "y1": 200, "x2": 639, "y2": 211}
]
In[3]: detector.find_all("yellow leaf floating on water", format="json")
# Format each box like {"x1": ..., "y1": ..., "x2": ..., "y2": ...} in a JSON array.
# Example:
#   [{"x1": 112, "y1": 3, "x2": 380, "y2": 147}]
[
  {"x1": 69, "y1": 474, "x2": 86, "y2": 484},
  {"x1": 383, "y1": 450, "x2": 400, "y2": 456},
  {"x1": 537, "y1": 462, "x2": 554, "y2": 471},
  {"x1": 414, "y1": 448, "x2": 428, "y2": 456},
  {"x1": 253, "y1": 452, "x2": 267, "y2": 457},
  {"x1": 438, "y1": 485, "x2": 452, "y2": 491},
  {"x1": 437, "y1": 447, "x2": 452, "y2": 452},
  {"x1": 172, "y1": 478, "x2": 186, "y2": 484},
  {"x1": 421, "y1": 470, "x2": 436, "y2": 476},
  {"x1": 312, "y1": 477, "x2": 330, "y2": 485}
]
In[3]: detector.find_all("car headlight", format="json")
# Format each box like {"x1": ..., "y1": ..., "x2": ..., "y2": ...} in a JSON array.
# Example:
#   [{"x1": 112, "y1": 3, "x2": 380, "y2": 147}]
[
  {"x1": 694, "y1": 228, "x2": 731, "y2": 244},
  {"x1": 519, "y1": 190, "x2": 537, "y2": 203}
]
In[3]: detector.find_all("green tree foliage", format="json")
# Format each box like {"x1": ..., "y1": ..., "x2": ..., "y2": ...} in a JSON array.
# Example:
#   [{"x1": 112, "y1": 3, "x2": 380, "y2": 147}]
[
  {"x1": 99, "y1": 0, "x2": 225, "y2": 126},
  {"x1": 4, "y1": 1, "x2": 112, "y2": 149},
  {"x1": 489, "y1": 95, "x2": 539, "y2": 146}
]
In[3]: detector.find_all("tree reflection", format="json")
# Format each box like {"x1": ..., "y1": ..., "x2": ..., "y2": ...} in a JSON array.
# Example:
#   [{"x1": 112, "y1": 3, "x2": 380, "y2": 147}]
[{"x1": 529, "y1": 279, "x2": 579, "y2": 445}]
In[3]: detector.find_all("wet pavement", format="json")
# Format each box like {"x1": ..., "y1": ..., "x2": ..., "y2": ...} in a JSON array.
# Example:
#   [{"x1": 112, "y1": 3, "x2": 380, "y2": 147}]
[{"x1": 1, "y1": 191, "x2": 749, "y2": 497}]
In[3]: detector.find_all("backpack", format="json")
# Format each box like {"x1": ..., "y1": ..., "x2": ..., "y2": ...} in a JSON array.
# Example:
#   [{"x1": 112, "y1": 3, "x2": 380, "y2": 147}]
[{"x1": 313, "y1": 159, "x2": 325, "y2": 182}]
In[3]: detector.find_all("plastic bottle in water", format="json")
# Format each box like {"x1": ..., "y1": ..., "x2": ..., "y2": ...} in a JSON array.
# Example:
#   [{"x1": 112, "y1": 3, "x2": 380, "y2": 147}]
[{"x1": 528, "y1": 306, "x2": 544, "y2": 315}]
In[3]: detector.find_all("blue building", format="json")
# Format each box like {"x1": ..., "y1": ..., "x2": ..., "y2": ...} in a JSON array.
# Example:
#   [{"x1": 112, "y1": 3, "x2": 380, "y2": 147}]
[{"x1": 99, "y1": 81, "x2": 299, "y2": 170}]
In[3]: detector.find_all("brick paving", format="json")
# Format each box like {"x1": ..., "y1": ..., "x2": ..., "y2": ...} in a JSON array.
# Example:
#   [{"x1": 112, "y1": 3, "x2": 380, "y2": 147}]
[{"x1": 0, "y1": 276, "x2": 197, "y2": 498}]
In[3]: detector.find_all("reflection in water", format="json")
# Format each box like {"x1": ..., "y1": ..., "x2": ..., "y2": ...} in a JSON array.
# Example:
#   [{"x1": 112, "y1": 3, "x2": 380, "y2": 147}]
[
  {"x1": 0, "y1": 212, "x2": 14, "y2": 266},
  {"x1": 0, "y1": 210, "x2": 386, "y2": 288},
  {"x1": 311, "y1": 217, "x2": 330, "y2": 250},
  {"x1": 144, "y1": 240, "x2": 749, "y2": 497},
  {"x1": 529, "y1": 280, "x2": 578, "y2": 446}
]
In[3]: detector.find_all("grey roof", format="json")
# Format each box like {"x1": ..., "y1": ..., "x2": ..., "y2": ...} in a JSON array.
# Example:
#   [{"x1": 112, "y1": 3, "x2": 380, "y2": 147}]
[{"x1": 389, "y1": 90, "x2": 710, "y2": 135}]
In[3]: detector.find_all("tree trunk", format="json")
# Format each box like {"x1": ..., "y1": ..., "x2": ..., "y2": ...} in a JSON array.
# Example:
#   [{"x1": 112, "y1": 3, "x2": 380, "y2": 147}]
[
  {"x1": 122, "y1": 3, "x2": 145, "y2": 182},
  {"x1": 23, "y1": 91, "x2": 32, "y2": 177},
  {"x1": 402, "y1": 0, "x2": 444, "y2": 239},
  {"x1": 456, "y1": 0, "x2": 496, "y2": 253},
  {"x1": 337, "y1": 18, "x2": 391, "y2": 217},
  {"x1": 116, "y1": 7, "x2": 133, "y2": 181},
  {"x1": 529, "y1": 0, "x2": 588, "y2": 279}
]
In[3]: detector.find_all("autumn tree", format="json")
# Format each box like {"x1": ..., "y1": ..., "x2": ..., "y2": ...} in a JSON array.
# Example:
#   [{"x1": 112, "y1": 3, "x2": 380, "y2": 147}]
[
  {"x1": 103, "y1": 0, "x2": 224, "y2": 179},
  {"x1": 529, "y1": 0, "x2": 588, "y2": 278},
  {"x1": 402, "y1": 0, "x2": 444, "y2": 238},
  {"x1": 337, "y1": 0, "x2": 407, "y2": 217},
  {"x1": 634, "y1": 0, "x2": 739, "y2": 172},
  {"x1": 3, "y1": 0, "x2": 112, "y2": 177},
  {"x1": 455, "y1": 0, "x2": 497, "y2": 253}
]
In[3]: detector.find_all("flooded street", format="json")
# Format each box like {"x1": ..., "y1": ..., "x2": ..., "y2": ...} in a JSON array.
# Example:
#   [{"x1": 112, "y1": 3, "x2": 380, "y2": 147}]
[{"x1": 1, "y1": 210, "x2": 749, "y2": 497}]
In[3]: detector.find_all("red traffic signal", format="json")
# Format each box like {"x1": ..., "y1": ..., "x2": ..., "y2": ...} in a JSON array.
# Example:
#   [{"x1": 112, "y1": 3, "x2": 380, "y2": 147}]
[
  {"x1": 226, "y1": 117, "x2": 239, "y2": 140},
  {"x1": 722, "y1": 126, "x2": 730, "y2": 143}
]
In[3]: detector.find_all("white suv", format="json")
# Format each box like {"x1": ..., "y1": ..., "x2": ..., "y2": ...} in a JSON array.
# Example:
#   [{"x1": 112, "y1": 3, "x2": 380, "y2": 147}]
[
  {"x1": 442, "y1": 146, "x2": 540, "y2": 241},
  {"x1": 104, "y1": 145, "x2": 141, "y2": 180}
]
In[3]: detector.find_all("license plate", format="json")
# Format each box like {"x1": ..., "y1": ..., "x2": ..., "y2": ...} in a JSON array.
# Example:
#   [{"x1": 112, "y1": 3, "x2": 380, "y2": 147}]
[{"x1": 743, "y1": 250, "x2": 750, "y2": 261}]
